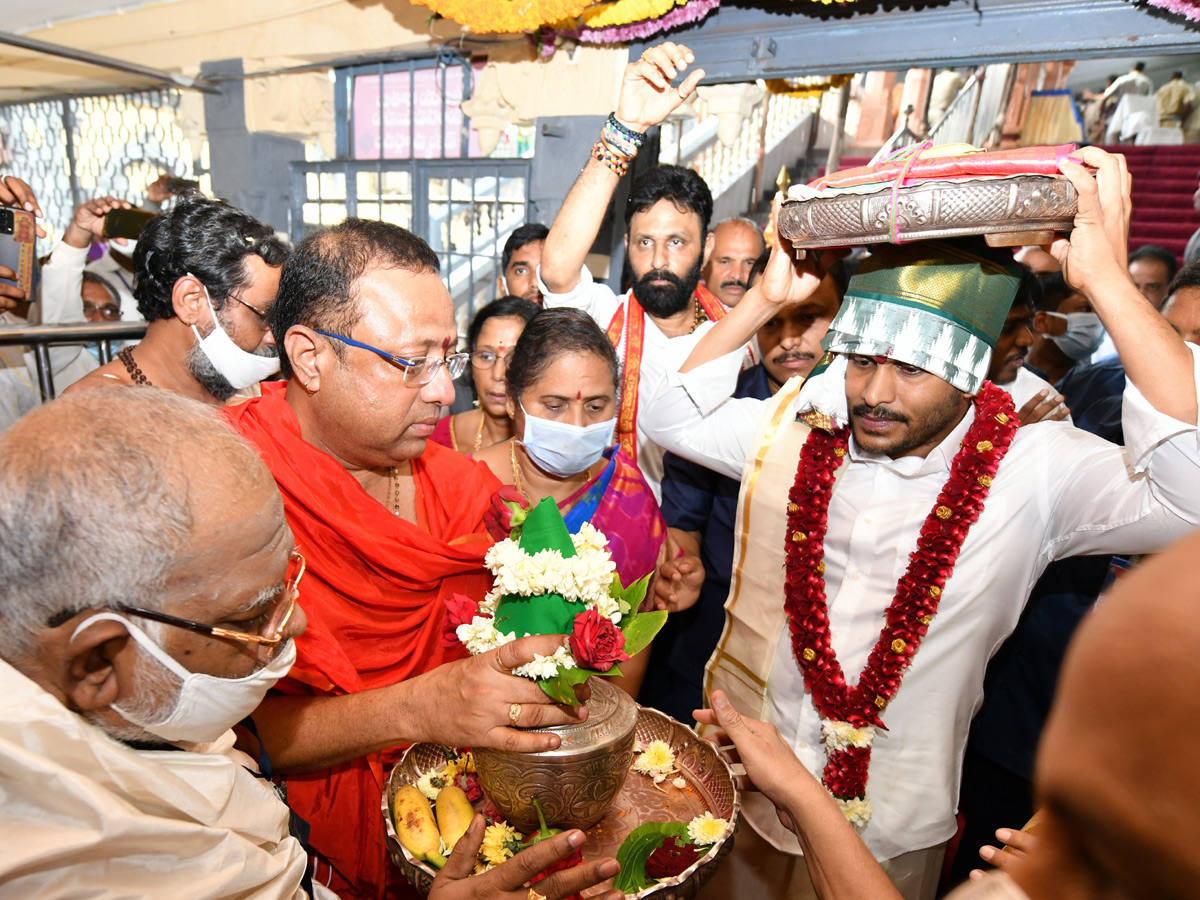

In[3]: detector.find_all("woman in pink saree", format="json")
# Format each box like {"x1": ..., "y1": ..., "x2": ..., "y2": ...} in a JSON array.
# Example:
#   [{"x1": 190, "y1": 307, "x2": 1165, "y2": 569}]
[{"x1": 474, "y1": 308, "x2": 674, "y2": 694}]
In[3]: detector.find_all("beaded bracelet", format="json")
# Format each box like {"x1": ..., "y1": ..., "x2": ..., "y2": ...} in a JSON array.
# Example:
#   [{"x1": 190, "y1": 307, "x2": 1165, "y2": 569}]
[
  {"x1": 601, "y1": 125, "x2": 640, "y2": 159},
  {"x1": 607, "y1": 113, "x2": 647, "y2": 147},
  {"x1": 592, "y1": 140, "x2": 631, "y2": 177}
]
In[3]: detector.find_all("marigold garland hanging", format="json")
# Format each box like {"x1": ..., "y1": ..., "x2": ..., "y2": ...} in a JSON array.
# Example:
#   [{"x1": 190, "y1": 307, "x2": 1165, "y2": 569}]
[
  {"x1": 576, "y1": 0, "x2": 684, "y2": 27},
  {"x1": 564, "y1": 0, "x2": 720, "y2": 43},
  {"x1": 764, "y1": 74, "x2": 853, "y2": 99},
  {"x1": 412, "y1": 0, "x2": 591, "y2": 34}
]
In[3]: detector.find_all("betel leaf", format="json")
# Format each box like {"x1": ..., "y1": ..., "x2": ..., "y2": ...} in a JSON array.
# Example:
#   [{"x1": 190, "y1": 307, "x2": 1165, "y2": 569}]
[
  {"x1": 613, "y1": 821, "x2": 691, "y2": 893},
  {"x1": 619, "y1": 609, "x2": 667, "y2": 659},
  {"x1": 537, "y1": 665, "x2": 596, "y2": 705},
  {"x1": 611, "y1": 571, "x2": 652, "y2": 610}
]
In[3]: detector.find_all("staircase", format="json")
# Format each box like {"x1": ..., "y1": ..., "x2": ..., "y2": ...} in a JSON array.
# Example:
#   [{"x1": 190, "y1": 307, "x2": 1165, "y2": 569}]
[{"x1": 1101, "y1": 144, "x2": 1200, "y2": 265}]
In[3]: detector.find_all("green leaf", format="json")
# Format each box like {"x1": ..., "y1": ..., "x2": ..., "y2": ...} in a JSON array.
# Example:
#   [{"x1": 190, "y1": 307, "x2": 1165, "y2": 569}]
[
  {"x1": 613, "y1": 821, "x2": 691, "y2": 893},
  {"x1": 620, "y1": 610, "x2": 667, "y2": 658},
  {"x1": 537, "y1": 667, "x2": 595, "y2": 705},
  {"x1": 518, "y1": 497, "x2": 577, "y2": 557},
  {"x1": 611, "y1": 571, "x2": 652, "y2": 609}
]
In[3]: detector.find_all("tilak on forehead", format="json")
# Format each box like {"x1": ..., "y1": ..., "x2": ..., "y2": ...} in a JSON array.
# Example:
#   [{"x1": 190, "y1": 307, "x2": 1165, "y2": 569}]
[
  {"x1": 826, "y1": 239, "x2": 1021, "y2": 393},
  {"x1": 797, "y1": 239, "x2": 1022, "y2": 428}
]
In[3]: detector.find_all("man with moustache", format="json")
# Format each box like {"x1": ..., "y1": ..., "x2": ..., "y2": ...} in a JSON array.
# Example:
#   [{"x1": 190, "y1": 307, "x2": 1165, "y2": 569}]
[
  {"x1": 539, "y1": 41, "x2": 749, "y2": 497},
  {"x1": 644, "y1": 147, "x2": 1200, "y2": 900},
  {"x1": 986, "y1": 267, "x2": 1070, "y2": 426},
  {"x1": 642, "y1": 255, "x2": 845, "y2": 723},
  {"x1": 496, "y1": 223, "x2": 548, "y2": 304},
  {"x1": 66, "y1": 194, "x2": 287, "y2": 404},
  {"x1": 703, "y1": 217, "x2": 765, "y2": 307}
]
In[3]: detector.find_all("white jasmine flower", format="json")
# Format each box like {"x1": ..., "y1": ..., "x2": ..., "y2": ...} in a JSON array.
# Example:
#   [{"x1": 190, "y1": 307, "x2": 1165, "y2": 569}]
[
  {"x1": 590, "y1": 593, "x2": 622, "y2": 624},
  {"x1": 478, "y1": 589, "x2": 502, "y2": 615},
  {"x1": 457, "y1": 617, "x2": 515, "y2": 655},
  {"x1": 672, "y1": 776, "x2": 687, "y2": 789},
  {"x1": 572, "y1": 522, "x2": 610, "y2": 553},
  {"x1": 687, "y1": 812, "x2": 729, "y2": 845},
  {"x1": 416, "y1": 769, "x2": 447, "y2": 801},
  {"x1": 821, "y1": 719, "x2": 876, "y2": 753},
  {"x1": 511, "y1": 645, "x2": 576, "y2": 680},
  {"x1": 485, "y1": 538, "x2": 525, "y2": 575}
]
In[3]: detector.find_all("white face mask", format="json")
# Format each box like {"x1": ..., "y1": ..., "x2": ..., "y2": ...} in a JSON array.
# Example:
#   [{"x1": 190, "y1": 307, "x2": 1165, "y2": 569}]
[
  {"x1": 72, "y1": 612, "x2": 296, "y2": 745},
  {"x1": 1044, "y1": 311, "x2": 1105, "y2": 361},
  {"x1": 188, "y1": 276, "x2": 281, "y2": 389},
  {"x1": 519, "y1": 400, "x2": 615, "y2": 478}
]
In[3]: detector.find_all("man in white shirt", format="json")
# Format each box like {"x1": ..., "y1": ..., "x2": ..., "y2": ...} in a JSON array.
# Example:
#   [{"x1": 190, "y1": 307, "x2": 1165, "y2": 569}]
[
  {"x1": 643, "y1": 147, "x2": 1200, "y2": 900},
  {"x1": 0, "y1": 387, "x2": 619, "y2": 900},
  {"x1": 987, "y1": 267, "x2": 1069, "y2": 425},
  {"x1": 538, "y1": 41, "x2": 746, "y2": 498},
  {"x1": 1102, "y1": 61, "x2": 1154, "y2": 103}
]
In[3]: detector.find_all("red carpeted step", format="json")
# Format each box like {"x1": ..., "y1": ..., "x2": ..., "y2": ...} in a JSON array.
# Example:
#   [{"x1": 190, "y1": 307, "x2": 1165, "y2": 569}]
[{"x1": 1131, "y1": 237, "x2": 1190, "y2": 257}]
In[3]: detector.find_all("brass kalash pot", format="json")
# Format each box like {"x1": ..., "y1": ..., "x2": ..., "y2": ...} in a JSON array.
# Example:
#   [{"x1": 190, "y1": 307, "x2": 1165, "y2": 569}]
[{"x1": 473, "y1": 678, "x2": 638, "y2": 832}]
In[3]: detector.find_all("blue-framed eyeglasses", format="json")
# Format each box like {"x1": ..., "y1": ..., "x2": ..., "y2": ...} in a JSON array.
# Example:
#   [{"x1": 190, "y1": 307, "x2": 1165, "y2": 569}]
[{"x1": 314, "y1": 330, "x2": 470, "y2": 387}]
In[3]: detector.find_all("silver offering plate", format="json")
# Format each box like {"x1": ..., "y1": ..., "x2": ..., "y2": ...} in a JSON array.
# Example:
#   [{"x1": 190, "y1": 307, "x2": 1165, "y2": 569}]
[
  {"x1": 779, "y1": 175, "x2": 1078, "y2": 249},
  {"x1": 383, "y1": 706, "x2": 741, "y2": 899}
]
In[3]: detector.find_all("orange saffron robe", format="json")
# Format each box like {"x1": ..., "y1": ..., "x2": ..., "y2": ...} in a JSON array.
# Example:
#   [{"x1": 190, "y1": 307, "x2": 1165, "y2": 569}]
[{"x1": 226, "y1": 382, "x2": 499, "y2": 900}]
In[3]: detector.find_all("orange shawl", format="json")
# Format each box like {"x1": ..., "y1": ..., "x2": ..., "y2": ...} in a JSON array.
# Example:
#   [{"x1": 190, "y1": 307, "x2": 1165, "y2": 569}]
[{"x1": 225, "y1": 382, "x2": 499, "y2": 900}]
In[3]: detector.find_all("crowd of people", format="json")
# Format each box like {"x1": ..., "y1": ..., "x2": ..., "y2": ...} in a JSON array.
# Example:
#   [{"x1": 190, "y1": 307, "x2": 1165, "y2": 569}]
[{"x1": 2, "y1": 38, "x2": 1200, "y2": 900}]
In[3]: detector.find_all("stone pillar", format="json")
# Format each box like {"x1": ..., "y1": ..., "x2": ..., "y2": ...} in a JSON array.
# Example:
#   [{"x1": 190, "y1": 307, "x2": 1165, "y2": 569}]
[{"x1": 854, "y1": 71, "x2": 899, "y2": 148}]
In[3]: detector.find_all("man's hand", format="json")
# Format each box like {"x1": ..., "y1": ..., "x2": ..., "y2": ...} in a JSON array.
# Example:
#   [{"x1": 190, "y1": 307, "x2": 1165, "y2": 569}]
[
  {"x1": 146, "y1": 174, "x2": 178, "y2": 205},
  {"x1": 64, "y1": 196, "x2": 133, "y2": 249},
  {"x1": 407, "y1": 635, "x2": 589, "y2": 754},
  {"x1": 431, "y1": 815, "x2": 622, "y2": 900},
  {"x1": 1016, "y1": 389, "x2": 1070, "y2": 426},
  {"x1": 694, "y1": 690, "x2": 820, "y2": 834},
  {"x1": 0, "y1": 175, "x2": 46, "y2": 239},
  {"x1": 969, "y1": 826, "x2": 1038, "y2": 881},
  {"x1": 615, "y1": 42, "x2": 705, "y2": 133},
  {"x1": 650, "y1": 528, "x2": 704, "y2": 612},
  {"x1": 756, "y1": 195, "x2": 848, "y2": 311},
  {"x1": 0, "y1": 265, "x2": 26, "y2": 310},
  {"x1": 1050, "y1": 147, "x2": 1133, "y2": 299}
]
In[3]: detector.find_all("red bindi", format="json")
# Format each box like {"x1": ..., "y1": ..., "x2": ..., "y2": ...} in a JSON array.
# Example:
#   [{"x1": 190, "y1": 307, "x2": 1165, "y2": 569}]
[{"x1": 576, "y1": 391, "x2": 582, "y2": 400}]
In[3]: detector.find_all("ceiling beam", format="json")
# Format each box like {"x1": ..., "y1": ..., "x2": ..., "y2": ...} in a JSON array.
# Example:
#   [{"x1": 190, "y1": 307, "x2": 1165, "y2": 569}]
[{"x1": 0, "y1": 29, "x2": 218, "y2": 94}]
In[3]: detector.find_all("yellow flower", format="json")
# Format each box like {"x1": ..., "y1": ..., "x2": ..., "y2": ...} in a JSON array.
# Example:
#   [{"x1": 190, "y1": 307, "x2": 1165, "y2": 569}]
[
  {"x1": 577, "y1": 0, "x2": 681, "y2": 28},
  {"x1": 409, "y1": 0, "x2": 591, "y2": 34},
  {"x1": 632, "y1": 740, "x2": 677, "y2": 778},
  {"x1": 687, "y1": 812, "x2": 729, "y2": 845},
  {"x1": 481, "y1": 822, "x2": 522, "y2": 867}
]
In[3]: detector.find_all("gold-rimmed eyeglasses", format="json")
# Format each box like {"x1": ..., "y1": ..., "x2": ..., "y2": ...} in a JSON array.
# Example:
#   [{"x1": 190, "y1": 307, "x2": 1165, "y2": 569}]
[{"x1": 95, "y1": 551, "x2": 305, "y2": 647}]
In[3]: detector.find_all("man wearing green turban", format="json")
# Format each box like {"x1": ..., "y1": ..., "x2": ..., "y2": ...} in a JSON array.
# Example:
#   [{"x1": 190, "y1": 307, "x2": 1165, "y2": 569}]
[{"x1": 641, "y1": 148, "x2": 1200, "y2": 900}]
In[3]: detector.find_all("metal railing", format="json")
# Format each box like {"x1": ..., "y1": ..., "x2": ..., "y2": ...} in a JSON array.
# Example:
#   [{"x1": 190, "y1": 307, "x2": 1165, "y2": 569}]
[{"x1": 0, "y1": 322, "x2": 147, "y2": 400}]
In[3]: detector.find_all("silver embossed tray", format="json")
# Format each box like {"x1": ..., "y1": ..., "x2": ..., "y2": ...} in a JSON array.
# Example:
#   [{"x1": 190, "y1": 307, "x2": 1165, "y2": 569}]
[
  {"x1": 383, "y1": 706, "x2": 741, "y2": 899},
  {"x1": 779, "y1": 174, "x2": 1078, "y2": 249}
]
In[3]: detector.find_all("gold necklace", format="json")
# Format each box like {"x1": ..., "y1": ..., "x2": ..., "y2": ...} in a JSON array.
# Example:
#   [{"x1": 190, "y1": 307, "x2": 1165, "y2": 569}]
[
  {"x1": 509, "y1": 440, "x2": 529, "y2": 501},
  {"x1": 474, "y1": 413, "x2": 486, "y2": 451},
  {"x1": 691, "y1": 296, "x2": 708, "y2": 333}
]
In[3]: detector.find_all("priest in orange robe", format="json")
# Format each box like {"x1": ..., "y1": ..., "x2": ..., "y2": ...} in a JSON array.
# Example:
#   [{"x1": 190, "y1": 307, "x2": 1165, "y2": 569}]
[{"x1": 226, "y1": 219, "x2": 587, "y2": 900}]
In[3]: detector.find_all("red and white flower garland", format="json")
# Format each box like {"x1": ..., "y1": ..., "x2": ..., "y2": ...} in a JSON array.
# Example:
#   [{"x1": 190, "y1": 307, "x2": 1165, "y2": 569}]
[{"x1": 784, "y1": 382, "x2": 1018, "y2": 825}]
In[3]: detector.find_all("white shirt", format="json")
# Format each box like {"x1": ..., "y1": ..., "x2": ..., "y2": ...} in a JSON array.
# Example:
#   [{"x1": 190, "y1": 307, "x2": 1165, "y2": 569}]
[
  {"x1": 0, "y1": 658, "x2": 334, "y2": 899},
  {"x1": 538, "y1": 263, "x2": 729, "y2": 499},
  {"x1": 642, "y1": 345, "x2": 1200, "y2": 859}
]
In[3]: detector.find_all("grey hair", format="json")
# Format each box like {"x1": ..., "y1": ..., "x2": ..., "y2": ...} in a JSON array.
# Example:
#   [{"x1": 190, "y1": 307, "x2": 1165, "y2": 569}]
[
  {"x1": 0, "y1": 387, "x2": 271, "y2": 662},
  {"x1": 711, "y1": 217, "x2": 766, "y2": 252}
]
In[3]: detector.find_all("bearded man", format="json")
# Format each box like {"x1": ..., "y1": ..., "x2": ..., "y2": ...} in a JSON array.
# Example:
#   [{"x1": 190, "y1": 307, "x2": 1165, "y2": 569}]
[
  {"x1": 642, "y1": 147, "x2": 1200, "y2": 900},
  {"x1": 66, "y1": 193, "x2": 287, "y2": 403},
  {"x1": 539, "y1": 42, "x2": 750, "y2": 497}
]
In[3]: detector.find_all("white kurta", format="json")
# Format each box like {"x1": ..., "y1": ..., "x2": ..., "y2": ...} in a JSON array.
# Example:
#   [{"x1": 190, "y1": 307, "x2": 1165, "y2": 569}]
[
  {"x1": 0, "y1": 659, "x2": 331, "y2": 899},
  {"x1": 538, "y1": 264, "x2": 728, "y2": 500},
  {"x1": 640, "y1": 344, "x2": 1200, "y2": 861}
]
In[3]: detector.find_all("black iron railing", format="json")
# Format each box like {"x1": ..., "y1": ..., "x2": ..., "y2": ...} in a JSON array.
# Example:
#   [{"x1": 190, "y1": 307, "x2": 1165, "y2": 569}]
[{"x1": 0, "y1": 322, "x2": 147, "y2": 400}]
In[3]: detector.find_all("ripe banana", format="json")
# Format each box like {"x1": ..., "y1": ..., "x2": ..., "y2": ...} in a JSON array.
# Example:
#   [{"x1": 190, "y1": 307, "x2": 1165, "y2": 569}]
[
  {"x1": 393, "y1": 784, "x2": 448, "y2": 869},
  {"x1": 435, "y1": 784, "x2": 475, "y2": 851}
]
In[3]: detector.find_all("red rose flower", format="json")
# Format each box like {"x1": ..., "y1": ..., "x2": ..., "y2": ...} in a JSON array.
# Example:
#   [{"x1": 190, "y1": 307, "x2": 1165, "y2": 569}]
[
  {"x1": 442, "y1": 593, "x2": 482, "y2": 648},
  {"x1": 645, "y1": 837, "x2": 701, "y2": 879},
  {"x1": 483, "y1": 485, "x2": 530, "y2": 540},
  {"x1": 530, "y1": 847, "x2": 584, "y2": 900},
  {"x1": 568, "y1": 609, "x2": 629, "y2": 673}
]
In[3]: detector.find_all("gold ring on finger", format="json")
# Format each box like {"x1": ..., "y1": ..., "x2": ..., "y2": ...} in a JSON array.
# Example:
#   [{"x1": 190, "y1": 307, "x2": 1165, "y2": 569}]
[
  {"x1": 528, "y1": 889, "x2": 548, "y2": 900},
  {"x1": 509, "y1": 702, "x2": 522, "y2": 727},
  {"x1": 641, "y1": 49, "x2": 654, "y2": 61}
]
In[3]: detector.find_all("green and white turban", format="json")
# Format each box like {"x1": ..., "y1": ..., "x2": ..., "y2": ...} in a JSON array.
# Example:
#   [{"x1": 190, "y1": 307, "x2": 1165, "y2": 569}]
[{"x1": 797, "y1": 239, "x2": 1021, "y2": 427}]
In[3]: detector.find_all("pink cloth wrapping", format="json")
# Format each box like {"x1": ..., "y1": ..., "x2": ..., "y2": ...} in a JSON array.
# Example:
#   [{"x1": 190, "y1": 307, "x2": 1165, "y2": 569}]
[{"x1": 810, "y1": 144, "x2": 1078, "y2": 191}]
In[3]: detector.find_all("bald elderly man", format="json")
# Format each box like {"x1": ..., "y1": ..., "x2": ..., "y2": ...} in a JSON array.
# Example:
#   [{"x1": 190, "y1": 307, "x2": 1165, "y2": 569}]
[
  {"x1": 0, "y1": 388, "x2": 618, "y2": 900},
  {"x1": 703, "y1": 522, "x2": 1200, "y2": 900}
]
